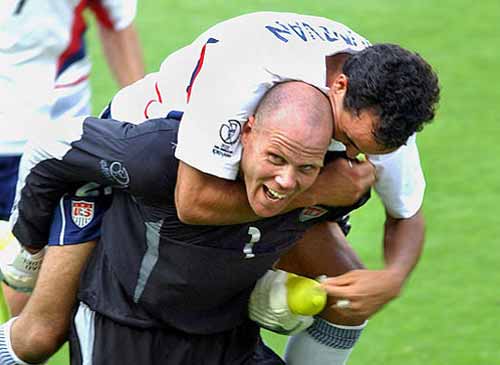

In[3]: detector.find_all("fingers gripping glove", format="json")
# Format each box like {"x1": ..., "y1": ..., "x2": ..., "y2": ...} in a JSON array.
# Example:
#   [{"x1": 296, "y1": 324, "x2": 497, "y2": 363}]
[
  {"x1": 249, "y1": 270, "x2": 327, "y2": 335},
  {"x1": 0, "y1": 230, "x2": 44, "y2": 292}
]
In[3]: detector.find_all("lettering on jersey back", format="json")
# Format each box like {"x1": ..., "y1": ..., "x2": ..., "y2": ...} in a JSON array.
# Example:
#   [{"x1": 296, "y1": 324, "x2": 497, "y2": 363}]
[{"x1": 265, "y1": 20, "x2": 370, "y2": 47}]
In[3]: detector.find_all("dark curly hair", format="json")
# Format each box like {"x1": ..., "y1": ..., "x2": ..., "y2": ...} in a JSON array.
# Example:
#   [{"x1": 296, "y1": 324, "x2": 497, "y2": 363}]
[{"x1": 342, "y1": 43, "x2": 440, "y2": 148}]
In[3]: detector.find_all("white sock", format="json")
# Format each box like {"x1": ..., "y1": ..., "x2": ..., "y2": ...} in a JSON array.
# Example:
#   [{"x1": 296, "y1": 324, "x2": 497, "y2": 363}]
[
  {"x1": 0, "y1": 317, "x2": 44, "y2": 365},
  {"x1": 284, "y1": 317, "x2": 367, "y2": 365}
]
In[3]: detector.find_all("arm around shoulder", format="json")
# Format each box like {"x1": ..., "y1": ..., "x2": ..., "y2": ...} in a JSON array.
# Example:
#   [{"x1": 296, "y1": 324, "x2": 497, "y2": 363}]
[{"x1": 175, "y1": 161, "x2": 259, "y2": 225}]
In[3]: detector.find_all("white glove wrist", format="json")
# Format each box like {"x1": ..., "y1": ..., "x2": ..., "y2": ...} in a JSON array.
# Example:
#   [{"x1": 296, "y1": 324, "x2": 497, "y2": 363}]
[
  {"x1": 0, "y1": 231, "x2": 44, "y2": 292},
  {"x1": 249, "y1": 270, "x2": 318, "y2": 335}
]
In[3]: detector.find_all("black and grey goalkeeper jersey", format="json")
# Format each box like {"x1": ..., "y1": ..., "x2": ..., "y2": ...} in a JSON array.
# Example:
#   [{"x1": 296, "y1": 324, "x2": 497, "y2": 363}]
[{"x1": 11, "y1": 116, "x2": 368, "y2": 334}]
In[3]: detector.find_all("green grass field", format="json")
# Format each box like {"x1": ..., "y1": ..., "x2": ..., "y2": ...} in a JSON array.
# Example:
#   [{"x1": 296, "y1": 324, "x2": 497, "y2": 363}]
[{"x1": 26, "y1": 0, "x2": 500, "y2": 364}]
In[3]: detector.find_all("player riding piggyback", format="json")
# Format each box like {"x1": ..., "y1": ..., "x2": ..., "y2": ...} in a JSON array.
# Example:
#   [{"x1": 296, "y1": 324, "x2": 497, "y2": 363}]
[
  {"x1": 11, "y1": 108, "x2": 365, "y2": 336},
  {"x1": 110, "y1": 11, "x2": 424, "y2": 221}
]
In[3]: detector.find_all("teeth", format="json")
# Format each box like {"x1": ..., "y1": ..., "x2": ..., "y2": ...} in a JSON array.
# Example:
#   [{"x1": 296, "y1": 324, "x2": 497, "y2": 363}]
[{"x1": 267, "y1": 187, "x2": 287, "y2": 200}]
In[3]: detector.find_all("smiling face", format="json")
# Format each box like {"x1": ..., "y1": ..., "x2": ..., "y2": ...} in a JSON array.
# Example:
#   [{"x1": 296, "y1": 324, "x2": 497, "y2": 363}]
[
  {"x1": 240, "y1": 116, "x2": 329, "y2": 217},
  {"x1": 240, "y1": 82, "x2": 332, "y2": 217}
]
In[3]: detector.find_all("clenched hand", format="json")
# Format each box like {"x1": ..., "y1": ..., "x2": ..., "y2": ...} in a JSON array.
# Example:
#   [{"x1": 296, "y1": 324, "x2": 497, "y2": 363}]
[
  {"x1": 320, "y1": 269, "x2": 404, "y2": 318},
  {"x1": 309, "y1": 158, "x2": 376, "y2": 207}
]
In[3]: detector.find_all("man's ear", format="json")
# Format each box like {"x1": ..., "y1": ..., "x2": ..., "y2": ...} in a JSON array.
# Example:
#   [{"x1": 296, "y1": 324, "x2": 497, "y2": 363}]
[
  {"x1": 247, "y1": 115, "x2": 256, "y2": 129},
  {"x1": 328, "y1": 74, "x2": 348, "y2": 124},
  {"x1": 241, "y1": 116, "x2": 255, "y2": 146},
  {"x1": 332, "y1": 73, "x2": 349, "y2": 94}
]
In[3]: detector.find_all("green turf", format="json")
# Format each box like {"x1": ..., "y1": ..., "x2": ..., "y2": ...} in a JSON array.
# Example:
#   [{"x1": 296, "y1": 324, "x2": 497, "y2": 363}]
[
  {"x1": 47, "y1": 1, "x2": 499, "y2": 363},
  {"x1": 0, "y1": 288, "x2": 10, "y2": 323}
]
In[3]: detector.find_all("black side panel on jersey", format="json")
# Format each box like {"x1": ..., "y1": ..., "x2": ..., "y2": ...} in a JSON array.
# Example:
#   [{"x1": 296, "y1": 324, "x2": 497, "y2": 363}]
[
  {"x1": 79, "y1": 189, "x2": 303, "y2": 334},
  {"x1": 76, "y1": 140, "x2": 372, "y2": 334}
]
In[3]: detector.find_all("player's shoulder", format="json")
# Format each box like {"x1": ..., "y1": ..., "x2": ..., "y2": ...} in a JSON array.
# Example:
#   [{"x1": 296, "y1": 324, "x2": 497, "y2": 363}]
[
  {"x1": 113, "y1": 117, "x2": 180, "y2": 144},
  {"x1": 368, "y1": 133, "x2": 419, "y2": 165},
  {"x1": 74, "y1": 116, "x2": 180, "y2": 164},
  {"x1": 128, "y1": 118, "x2": 180, "y2": 154},
  {"x1": 107, "y1": 118, "x2": 180, "y2": 197}
]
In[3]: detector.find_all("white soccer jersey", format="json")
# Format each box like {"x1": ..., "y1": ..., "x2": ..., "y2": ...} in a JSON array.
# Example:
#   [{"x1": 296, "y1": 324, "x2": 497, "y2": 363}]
[
  {"x1": 0, "y1": 0, "x2": 137, "y2": 155},
  {"x1": 110, "y1": 11, "x2": 425, "y2": 218}
]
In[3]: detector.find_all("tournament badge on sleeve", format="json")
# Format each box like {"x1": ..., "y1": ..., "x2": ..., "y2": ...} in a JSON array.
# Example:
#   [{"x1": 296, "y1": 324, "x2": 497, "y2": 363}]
[{"x1": 71, "y1": 200, "x2": 95, "y2": 228}]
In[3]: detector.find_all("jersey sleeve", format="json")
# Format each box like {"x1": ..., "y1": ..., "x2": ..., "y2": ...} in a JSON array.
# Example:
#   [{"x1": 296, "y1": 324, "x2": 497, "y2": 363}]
[
  {"x1": 109, "y1": 72, "x2": 161, "y2": 122},
  {"x1": 174, "y1": 14, "x2": 367, "y2": 181},
  {"x1": 174, "y1": 38, "x2": 269, "y2": 180},
  {"x1": 10, "y1": 116, "x2": 179, "y2": 249},
  {"x1": 368, "y1": 134, "x2": 426, "y2": 218},
  {"x1": 88, "y1": 0, "x2": 137, "y2": 31}
]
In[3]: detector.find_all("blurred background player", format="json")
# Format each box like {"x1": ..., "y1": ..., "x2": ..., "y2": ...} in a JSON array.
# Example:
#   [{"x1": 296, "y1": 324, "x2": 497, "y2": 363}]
[{"x1": 0, "y1": 0, "x2": 144, "y2": 321}]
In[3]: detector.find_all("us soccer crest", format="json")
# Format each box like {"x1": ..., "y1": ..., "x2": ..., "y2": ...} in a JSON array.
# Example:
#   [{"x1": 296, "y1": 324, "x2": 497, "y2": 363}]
[
  {"x1": 71, "y1": 200, "x2": 95, "y2": 228},
  {"x1": 299, "y1": 206, "x2": 328, "y2": 222}
]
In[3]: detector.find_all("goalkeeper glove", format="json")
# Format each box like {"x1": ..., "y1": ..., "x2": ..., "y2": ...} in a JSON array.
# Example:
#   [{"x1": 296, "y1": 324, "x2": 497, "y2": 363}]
[
  {"x1": 249, "y1": 269, "x2": 326, "y2": 335},
  {"x1": 0, "y1": 230, "x2": 44, "y2": 292}
]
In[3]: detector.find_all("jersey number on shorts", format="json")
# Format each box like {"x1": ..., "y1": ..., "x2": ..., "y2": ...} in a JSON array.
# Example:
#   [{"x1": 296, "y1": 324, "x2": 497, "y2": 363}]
[{"x1": 243, "y1": 226, "x2": 261, "y2": 259}]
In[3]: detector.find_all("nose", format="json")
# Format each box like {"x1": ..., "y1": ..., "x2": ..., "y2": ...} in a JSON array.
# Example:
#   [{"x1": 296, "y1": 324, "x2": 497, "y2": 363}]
[{"x1": 274, "y1": 167, "x2": 297, "y2": 191}]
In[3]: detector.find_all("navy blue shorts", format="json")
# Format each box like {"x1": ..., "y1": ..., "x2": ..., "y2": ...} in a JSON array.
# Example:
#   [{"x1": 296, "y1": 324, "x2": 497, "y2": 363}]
[
  {"x1": 0, "y1": 155, "x2": 21, "y2": 221},
  {"x1": 47, "y1": 183, "x2": 112, "y2": 246}
]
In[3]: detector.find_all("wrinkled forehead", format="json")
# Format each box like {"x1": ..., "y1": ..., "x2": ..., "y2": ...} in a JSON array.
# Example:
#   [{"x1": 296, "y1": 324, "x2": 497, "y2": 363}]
[
  {"x1": 255, "y1": 126, "x2": 329, "y2": 160},
  {"x1": 258, "y1": 112, "x2": 331, "y2": 143}
]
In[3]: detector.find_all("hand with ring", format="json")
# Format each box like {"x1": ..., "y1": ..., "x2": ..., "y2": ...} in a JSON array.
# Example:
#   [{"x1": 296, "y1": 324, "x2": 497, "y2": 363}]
[
  {"x1": 320, "y1": 269, "x2": 404, "y2": 318},
  {"x1": 335, "y1": 299, "x2": 351, "y2": 309}
]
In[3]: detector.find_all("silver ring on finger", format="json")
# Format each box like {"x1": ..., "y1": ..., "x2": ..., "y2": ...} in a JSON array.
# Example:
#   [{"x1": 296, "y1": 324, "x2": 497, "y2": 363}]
[{"x1": 335, "y1": 299, "x2": 351, "y2": 309}]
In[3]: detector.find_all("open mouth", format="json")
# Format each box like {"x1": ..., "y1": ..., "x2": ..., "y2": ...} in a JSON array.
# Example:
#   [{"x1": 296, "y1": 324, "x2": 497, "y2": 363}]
[{"x1": 263, "y1": 185, "x2": 288, "y2": 201}]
